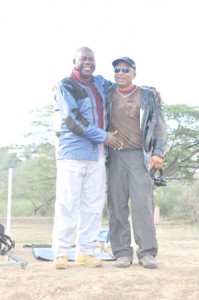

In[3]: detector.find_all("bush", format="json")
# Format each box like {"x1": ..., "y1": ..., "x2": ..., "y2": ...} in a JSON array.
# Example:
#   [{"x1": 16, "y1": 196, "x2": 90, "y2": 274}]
[{"x1": 154, "y1": 181, "x2": 199, "y2": 222}]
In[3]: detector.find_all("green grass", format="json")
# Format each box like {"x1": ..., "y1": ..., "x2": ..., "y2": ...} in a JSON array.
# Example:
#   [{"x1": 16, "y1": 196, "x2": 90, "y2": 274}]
[
  {"x1": 1, "y1": 217, "x2": 199, "y2": 247},
  {"x1": 0, "y1": 217, "x2": 53, "y2": 245}
]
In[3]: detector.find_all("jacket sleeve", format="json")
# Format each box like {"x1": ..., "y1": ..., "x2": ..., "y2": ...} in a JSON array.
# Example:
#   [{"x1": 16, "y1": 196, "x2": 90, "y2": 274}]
[
  {"x1": 55, "y1": 82, "x2": 107, "y2": 143},
  {"x1": 152, "y1": 102, "x2": 167, "y2": 157}
]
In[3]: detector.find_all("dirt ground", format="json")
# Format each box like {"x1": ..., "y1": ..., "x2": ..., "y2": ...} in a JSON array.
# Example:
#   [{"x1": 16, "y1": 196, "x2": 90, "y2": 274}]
[{"x1": 0, "y1": 218, "x2": 199, "y2": 300}]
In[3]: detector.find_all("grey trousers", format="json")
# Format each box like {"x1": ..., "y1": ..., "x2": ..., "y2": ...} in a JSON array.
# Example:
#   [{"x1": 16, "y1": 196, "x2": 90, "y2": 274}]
[{"x1": 107, "y1": 148, "x2": 158, "y2": 259}]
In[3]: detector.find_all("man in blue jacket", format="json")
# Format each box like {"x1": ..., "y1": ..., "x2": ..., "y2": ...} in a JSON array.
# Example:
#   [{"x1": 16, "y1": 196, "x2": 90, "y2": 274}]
[
  {"x1": 52, "y1": 47, "x2": 122, "y2": 269},
  {"x1": 107, "y1": 57, "x2": 167, "y2": 269}
]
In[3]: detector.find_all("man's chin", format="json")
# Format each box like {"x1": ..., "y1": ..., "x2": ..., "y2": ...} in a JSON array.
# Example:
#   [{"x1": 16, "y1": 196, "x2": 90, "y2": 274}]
[
  {"x1": 81, "y1": 71, "x2": 93, "y2": 79},
  {"x1": 117, "y1": 83, "x2": 125, "y2": 89}
]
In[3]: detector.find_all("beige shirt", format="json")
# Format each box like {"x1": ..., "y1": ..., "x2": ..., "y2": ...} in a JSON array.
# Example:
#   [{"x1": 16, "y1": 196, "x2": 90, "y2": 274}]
[{"x1": 110, "y1": 87, "x2": 142, "y2": 149}]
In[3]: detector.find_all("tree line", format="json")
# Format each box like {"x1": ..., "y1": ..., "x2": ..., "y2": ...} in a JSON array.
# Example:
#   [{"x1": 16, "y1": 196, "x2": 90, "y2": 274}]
[{"x1": 0, "y1": 104, "x2": 199, "y2": 221}]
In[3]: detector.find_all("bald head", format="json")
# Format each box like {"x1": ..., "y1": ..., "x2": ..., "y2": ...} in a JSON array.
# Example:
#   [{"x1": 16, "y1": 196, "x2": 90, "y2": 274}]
[
  {"x1": 74, "y1": 47, "x2": 94, "y2": 59},
  {"x1": 73, "y1": 47, "x2": 96, "y2": 82}
]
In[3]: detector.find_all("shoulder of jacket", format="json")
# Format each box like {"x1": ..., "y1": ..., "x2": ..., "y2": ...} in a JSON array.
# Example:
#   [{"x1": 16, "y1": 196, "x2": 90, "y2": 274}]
[
  {"x1": 93, "y1": 75, "x2": 105, "y2": 80},
  {"x1": 141, "y1": 87, "x2": 157, "y2": 102},
  {"x1": 93, "y1": 75, "x2": 114, "y2": 85},
  {"x1": 140, "y1": 87, "x2": 158, "y2": 113},
  {"x1": 59, "y1": 77, "x2": 88, "y2": 100},
  {"x1": 141, "y1": 86, "x2": 155, "y2": 95},
  {"x1": 59, "y1": 77, "x2": 78, "y2": 86}
]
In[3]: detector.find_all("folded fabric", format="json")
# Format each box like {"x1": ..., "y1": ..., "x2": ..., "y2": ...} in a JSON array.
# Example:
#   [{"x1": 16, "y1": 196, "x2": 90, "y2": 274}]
[{"x1": 32, "y1": 244, "x2": 115, "y2": 261}]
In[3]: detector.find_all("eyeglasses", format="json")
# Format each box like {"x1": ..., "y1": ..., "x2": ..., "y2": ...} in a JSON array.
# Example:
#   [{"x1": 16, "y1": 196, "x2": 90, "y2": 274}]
[{"x1": 114, "y1": 67, "x2": 133, "y2": 73}]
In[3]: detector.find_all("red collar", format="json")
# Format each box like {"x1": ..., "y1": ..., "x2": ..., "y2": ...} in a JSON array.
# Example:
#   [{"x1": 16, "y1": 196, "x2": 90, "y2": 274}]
[
  {"x1": 118, "y1": 85, "x2": 137, "y2": 94},
  {"x1": 71, "y1": 68, "x2": 93, "y2": 85}
]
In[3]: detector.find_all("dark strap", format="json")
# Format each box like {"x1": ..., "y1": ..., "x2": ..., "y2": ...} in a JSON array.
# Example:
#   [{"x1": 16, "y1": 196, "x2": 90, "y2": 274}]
[
  {"x1": 142, "y1": 89, "x2": 158, "y2": 152},
  {"x1": 145, "y1": 111, "x2": 158, "y2": 152}
]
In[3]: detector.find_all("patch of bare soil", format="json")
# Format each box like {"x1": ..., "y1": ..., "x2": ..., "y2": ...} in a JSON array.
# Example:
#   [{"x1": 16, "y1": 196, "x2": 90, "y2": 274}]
[{"x1": 0, "y1": 219, "x2": 199, "y2": 300}]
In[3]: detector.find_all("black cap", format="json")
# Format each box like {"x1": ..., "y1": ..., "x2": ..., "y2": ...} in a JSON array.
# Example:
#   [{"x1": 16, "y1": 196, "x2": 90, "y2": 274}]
[{"x1": 112, "y1": 57, "x2": 136, "y2": 70}]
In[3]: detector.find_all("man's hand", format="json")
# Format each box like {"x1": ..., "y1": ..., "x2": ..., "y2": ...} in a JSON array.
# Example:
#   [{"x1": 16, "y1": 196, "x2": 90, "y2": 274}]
[
  {"x1": 104, "y1": 131, "x2": 123, "y2": 150},
  {"x1": 149, "y1": 155, "x2": 163, "y2": 170}
]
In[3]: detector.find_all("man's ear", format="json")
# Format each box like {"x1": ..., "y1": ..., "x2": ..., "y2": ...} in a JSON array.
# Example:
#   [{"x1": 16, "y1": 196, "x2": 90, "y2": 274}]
[
  {"x1": 133, "y1": 71, "x2": 137, "y2": 79},
  {"x1": 52, "y1": 85, "x2": 57, "y2": 92}
]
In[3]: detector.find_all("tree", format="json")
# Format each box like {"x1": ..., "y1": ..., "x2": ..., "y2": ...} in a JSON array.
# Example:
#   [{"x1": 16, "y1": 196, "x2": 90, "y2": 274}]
[
  {"x1": 13, "y1": 146, "x2": 56, "y2": 216},
  {"x1": 25, "y1": 104, "x2": 199, "y2": 183},
  {"x1": 163, "y1": 105, "x2": 199, "y2": 181},
  {"x1": 0, "y1": 147, "x2": 21, "y2": 204},
  {"x1": 6, "y1": 105, "x2": 58, "y2": 216},
  {"x1": 24, "y1": 105, "x2": 55, "y2": 144},
  {"x1": 2, "y1": 104, "x2": 199, "y2": 218}
]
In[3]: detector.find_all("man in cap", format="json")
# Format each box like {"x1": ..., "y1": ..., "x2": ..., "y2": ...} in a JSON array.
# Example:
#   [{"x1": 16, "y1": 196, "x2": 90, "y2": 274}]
[{"x1": 107, "y1": 57, "x2": 167, "y2": 269}]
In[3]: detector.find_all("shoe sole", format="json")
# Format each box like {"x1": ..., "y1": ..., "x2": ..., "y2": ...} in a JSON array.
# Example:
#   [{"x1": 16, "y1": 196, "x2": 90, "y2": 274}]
[
  {"x1": 53, "y1": 261, "x2": 68, "y2": 269},
  {"x1": 138, "y1": 261, "x2": 157, "y2": 269},
  {"x1": 55, "y1": 265, "x2": 68, "y2": 270},
  {"x1": 75, "y1": 261, "x2": 102, "y2": 267},
  {"x1": 54, "y1": 264, "x2": 67, "y2": 269},
  {"x1": 116, "y1": 261, "x2": 132, "y2": 268}
]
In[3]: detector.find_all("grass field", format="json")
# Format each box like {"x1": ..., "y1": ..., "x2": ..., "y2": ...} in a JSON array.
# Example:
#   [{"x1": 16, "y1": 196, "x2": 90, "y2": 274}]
[
  {"x1": 0, "y1": 217, "x2": 54, "y2": 245},
  {"x1": 1, "y1": 217, "x2": 199, "y2": 244}
]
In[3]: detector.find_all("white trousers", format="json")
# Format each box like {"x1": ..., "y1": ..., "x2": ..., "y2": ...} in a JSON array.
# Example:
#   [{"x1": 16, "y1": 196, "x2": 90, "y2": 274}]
[{"x1": 52, "y1": 145, "x2": 106, "y2": 257}]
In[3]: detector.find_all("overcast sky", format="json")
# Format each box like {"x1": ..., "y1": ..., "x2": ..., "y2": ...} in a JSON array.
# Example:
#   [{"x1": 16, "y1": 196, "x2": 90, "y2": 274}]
[{"x1": 0, "y1": 0, "x2": 198, "y2": 146}]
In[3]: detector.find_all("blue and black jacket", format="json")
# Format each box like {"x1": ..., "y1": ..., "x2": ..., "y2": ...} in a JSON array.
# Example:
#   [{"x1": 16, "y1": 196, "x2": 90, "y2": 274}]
[{"x1": 55, "y1": 76, "x2": 114, "y2": 161}]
